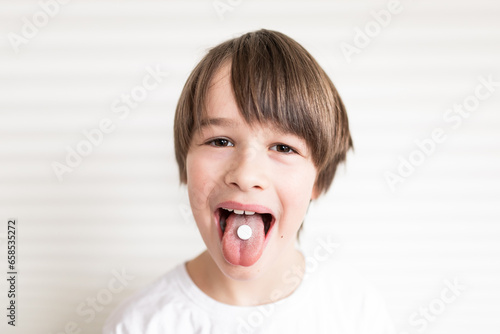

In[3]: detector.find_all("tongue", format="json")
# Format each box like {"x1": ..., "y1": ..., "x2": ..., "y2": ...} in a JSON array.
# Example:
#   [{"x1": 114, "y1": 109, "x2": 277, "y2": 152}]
[{"x1": 222, "y1": 213, "x2": 265, "y2": 267}]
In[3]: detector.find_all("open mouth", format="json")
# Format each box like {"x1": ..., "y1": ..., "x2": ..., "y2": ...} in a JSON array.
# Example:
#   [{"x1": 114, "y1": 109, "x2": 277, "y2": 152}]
[
  {"x1": 215, "y1": 203, "x2": 276, "y2": 266},
  {"x1": 216, "y1": 207, "x2": 274, "y2": 238}
]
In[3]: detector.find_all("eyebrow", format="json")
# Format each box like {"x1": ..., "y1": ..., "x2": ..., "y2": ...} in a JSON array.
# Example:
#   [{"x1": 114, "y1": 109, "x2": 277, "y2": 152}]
[{"x1": 198, "y1": 117, "x2": 238, "y2": 128}]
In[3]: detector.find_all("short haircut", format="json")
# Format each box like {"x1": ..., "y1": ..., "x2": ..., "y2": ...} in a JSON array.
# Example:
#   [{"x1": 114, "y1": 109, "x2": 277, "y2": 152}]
[{"x1": 174, "y1": 29, "x2": 353, "y2": 195}]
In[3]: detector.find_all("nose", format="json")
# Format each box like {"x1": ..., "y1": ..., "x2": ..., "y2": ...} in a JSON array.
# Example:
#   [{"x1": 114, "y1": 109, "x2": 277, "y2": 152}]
[{"x1": 224, "y1": 145, "x2": 270, "y2": 192}]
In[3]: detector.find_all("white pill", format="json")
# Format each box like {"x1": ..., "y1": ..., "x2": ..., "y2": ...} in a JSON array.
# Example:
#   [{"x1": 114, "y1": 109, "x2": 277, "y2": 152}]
[{"x1": 237, "y1": 225, "x2": 252, "y2": 240}]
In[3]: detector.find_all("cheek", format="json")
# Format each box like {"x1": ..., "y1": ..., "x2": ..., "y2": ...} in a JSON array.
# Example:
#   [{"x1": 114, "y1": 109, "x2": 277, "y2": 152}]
[
  {"x1": 277, "y1": 163, "x2": 317, "y2": 224},
  {"x1": 185, "y1": 153, "x2": 221, "y2": 216},
  {"x1": 280, "y1": 164, "x2": 317, "y2": 198},
  {"x1": 186, "y1": 154, "x2": 207, "y2": 213}
]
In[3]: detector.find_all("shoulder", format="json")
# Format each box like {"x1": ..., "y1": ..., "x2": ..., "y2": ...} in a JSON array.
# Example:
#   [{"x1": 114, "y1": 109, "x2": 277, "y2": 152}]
[
  {"x1": 102, "y1": 264, "x2": 191, "y2": 334},
  {"x1": 315, "y1": 260, "x2": 378, "y2": 298},
  {"x1": 305, "y1": 258, "x2": 396, "y2": 334}
]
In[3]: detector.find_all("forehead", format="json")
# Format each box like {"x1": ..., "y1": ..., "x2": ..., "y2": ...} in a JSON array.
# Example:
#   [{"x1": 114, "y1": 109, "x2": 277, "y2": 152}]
[{"x1": 205, "y1": 63, "x2": 235, "y2": 120}]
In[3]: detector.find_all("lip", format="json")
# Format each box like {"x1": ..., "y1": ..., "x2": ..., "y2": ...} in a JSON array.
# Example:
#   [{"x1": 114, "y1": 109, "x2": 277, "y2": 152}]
[{"x1": 214, "y1": 200, "x2": 276, "y2": 240}]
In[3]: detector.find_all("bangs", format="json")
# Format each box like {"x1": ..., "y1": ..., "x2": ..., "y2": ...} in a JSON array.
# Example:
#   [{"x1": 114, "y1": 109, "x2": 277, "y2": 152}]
[{"x1": 228, "y1": 30, "x2": 338, "y2": 171}]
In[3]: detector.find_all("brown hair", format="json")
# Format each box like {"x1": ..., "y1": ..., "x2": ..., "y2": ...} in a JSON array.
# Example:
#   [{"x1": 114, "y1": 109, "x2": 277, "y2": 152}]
[{"x1": 174, "y1": 29, "x2": 353, "y2": 195}]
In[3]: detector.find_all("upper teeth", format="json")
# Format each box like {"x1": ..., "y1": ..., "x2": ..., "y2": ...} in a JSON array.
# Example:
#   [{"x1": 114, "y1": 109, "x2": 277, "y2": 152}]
[{"x1": 223, "y1": 208, "x2": 255, "y2": 215}]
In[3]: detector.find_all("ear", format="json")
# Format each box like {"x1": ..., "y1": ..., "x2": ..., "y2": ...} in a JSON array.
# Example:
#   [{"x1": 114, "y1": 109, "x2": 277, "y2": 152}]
[{"x1": 311, "y1": 184, "x2": 320, "y2": 200}]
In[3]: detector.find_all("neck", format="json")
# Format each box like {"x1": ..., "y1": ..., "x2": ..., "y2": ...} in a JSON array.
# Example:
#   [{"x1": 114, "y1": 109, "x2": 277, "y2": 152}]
[{"x1": 186, "y1": 247, "x2": 305, "y2": 306}]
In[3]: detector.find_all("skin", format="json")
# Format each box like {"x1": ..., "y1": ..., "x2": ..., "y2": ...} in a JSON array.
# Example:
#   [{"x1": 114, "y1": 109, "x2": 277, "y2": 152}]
[{"x1": 185, "y1": 63, "x2": 319, "y2": 306}]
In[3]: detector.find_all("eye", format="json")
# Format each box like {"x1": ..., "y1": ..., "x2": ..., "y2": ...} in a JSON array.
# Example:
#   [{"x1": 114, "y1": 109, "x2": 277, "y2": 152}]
[
  {"x1": 207, "y1": 138, "x2": 234, "y2": 147},
  {"x1": 271, "y1": 144, "x2": 296, "y2": 154}
]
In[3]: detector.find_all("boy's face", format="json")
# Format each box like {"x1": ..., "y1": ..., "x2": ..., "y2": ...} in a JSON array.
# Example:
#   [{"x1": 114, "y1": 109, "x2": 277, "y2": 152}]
[{"x1": 185, "y1": 64, "x2": 318, "y2": 280}]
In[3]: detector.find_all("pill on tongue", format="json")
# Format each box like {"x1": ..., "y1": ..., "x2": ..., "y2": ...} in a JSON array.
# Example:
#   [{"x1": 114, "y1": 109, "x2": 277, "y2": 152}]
[
  {"x1": 237, "y1": 224, "x2": 252, "y2": 240},
  {"x1": 222, "y1": 212, "x2": 266, "y2": 267}
]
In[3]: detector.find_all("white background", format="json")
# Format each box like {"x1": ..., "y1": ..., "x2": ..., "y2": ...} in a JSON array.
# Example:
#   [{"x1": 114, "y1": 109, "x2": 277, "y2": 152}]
[{"x1": 1, "y1": 0, "x2": 499, "y2": 333}]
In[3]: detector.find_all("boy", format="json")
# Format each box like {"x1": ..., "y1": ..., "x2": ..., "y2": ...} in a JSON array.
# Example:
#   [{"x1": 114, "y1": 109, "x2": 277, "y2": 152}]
[{"x1": 104, "y1": 29, "x2": 395, "y2": 333}]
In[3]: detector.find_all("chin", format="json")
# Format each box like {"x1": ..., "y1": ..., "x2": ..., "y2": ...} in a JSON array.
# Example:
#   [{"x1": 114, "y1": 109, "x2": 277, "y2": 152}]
[{"x1": 216, "y1": 252, "x2": 270, "y2": 282}]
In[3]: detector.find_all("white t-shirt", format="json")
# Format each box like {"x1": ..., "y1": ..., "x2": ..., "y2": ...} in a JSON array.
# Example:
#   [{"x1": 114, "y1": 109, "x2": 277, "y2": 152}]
[{"x1": 103, "y1": 257, "x2": 395, "y2": 334}]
